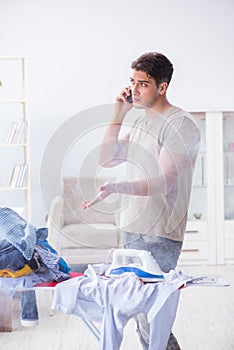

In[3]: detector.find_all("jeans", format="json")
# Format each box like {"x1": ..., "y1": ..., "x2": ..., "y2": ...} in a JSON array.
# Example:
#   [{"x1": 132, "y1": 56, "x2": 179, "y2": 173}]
[
  {"x1": 21, "y1": 290, "x2": 39, "y2": 321},
  {"x1": 0, "y1": 240, "x2": 39, "y2": 322},
  {"x1": 124, "y1": 232, "x2": 182, "y2": 350}
]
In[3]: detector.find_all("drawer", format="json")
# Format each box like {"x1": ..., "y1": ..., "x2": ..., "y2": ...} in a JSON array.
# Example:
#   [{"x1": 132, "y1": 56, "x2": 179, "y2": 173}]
[
  {"x1": 224, "y1": 220, "x2": 234, "y2": 239},
  {"x1": 185, "y1": 221, "x2": 208, "y2": 240},
  {"x1": 178, "y1": 240, "x2": 208, "y2": 263},
  {"x1": 225, "y1": 239, "x2": 234, "y2": 259}
]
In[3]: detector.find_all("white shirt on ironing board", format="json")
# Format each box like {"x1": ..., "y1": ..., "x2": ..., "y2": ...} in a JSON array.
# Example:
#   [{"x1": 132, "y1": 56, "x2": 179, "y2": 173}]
[{"x1": 52, "y1": 265, "x2": 187, "y2": 350}]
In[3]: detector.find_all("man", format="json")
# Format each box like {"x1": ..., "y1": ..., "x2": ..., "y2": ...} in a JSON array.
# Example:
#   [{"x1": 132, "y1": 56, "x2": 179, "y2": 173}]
[{"x1": 82, "y1": 52, "x2": 200, "y2": 349}]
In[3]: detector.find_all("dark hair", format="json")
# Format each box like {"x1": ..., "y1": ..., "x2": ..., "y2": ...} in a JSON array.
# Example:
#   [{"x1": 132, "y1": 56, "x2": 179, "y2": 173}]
[{"x1": 131, "y1": 52, "x2": 174, "y2": 87}]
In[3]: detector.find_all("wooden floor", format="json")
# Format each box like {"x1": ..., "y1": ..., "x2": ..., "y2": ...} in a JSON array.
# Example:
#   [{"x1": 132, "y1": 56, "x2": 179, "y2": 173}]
[{"x1": 0, "y1": 264, "x2": 234, "y2": 350}]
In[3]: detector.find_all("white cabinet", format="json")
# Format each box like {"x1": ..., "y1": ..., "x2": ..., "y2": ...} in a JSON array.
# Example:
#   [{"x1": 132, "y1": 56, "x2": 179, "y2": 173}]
[
  {"x1": 0, "y1": 57, "x2": 31, "y2": 220},
  {"x1": 179, "y1": 111, "x2": 234, "y2": 265},
  {"x1": 221, "y1": 112, "x2": 234, "y2": 263}
]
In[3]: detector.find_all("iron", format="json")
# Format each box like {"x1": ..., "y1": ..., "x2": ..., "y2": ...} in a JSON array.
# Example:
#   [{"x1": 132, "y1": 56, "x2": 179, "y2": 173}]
[{"x1": 105, "y1": 249, "x2": 164, "y2": 282}]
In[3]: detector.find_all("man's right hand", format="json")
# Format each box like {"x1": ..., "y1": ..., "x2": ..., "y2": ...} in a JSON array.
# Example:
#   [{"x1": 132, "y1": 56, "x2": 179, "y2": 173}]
[
  {"x1": 114, "y1": 86, "x2": 133, "y2": 119},
  {"x1": 98, "y1": 86, "x2": 131, "y2": 168}
]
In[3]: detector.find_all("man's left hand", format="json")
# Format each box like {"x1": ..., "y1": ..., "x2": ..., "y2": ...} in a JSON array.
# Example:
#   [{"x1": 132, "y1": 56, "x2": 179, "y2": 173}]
[{"x1": 81, "y1": 181, "x2": 116, "y2": 209}]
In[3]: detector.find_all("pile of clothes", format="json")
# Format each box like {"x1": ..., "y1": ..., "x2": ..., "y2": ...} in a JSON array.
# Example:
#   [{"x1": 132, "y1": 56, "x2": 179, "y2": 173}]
[{"x1": 0, "y1": 207, "x2": 70, "y2": 290}]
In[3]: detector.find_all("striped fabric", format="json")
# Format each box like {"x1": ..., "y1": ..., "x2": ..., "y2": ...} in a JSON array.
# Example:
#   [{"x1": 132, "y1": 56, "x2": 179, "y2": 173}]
[{"x1": 0, "y1": 207, "x2": 36, "y2": 260}]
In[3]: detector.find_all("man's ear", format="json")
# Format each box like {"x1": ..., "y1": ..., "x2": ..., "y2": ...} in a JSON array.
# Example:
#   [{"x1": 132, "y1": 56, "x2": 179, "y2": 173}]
[{"x1": 159, "y1": 82, "x2": 168, "y2": 95}]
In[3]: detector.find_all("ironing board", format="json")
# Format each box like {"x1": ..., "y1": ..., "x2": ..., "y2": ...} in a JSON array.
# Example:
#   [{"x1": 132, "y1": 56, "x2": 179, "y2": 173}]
[
  {"x1": 0, "y1": 268, "x2": 229, "y2": 339},
  {"x1": 51, "y1": 265, "x2": 230, "y2": 350}
]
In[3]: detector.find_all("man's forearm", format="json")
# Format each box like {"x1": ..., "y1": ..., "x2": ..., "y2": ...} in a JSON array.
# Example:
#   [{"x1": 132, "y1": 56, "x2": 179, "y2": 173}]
[
  {"x1": 99, "y1": 112, "x2": 127, "y2": 167},
  {"x1": 81, "y1": 175, "x2": 174, "y2": 210},
  {"x1": 115, "y1": 176, "x2": 168, "y2": 197}
]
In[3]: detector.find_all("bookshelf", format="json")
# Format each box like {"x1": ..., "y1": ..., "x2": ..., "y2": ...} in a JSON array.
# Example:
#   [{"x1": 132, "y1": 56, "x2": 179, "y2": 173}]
[{"x1": 0, "y1": 57, "x2": 31, "y2": 220}]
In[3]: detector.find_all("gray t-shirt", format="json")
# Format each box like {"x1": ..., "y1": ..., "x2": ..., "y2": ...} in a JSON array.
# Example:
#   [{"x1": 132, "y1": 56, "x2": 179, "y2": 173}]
[{"x1": 119, "y1": 107, "x2": 201, "y2": 241}]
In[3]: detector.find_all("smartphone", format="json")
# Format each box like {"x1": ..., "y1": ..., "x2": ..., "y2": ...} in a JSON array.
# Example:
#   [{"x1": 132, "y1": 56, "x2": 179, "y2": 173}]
[{"x1": 126, "y1": 90, "x2": 132, "y2": 103}]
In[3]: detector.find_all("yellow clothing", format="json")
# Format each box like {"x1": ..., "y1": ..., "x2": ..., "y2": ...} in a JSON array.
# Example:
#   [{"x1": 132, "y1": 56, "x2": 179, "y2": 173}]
[{"x1": 0, "y1": 264, "x2": 33, "y2": 278}]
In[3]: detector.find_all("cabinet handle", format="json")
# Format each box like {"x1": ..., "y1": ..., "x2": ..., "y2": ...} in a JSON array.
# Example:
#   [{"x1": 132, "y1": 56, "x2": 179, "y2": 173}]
[
  {"x1": 182, "y1": 249, "x2": 199, "y2": 253},
  {"x1": 186, "y1": 230, "x2": 199, "y2": 233}
]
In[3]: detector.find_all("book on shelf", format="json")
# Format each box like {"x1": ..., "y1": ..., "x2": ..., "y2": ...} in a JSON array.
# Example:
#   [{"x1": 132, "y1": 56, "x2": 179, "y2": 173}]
[
  {"x1": 6, "y1": 120, "x2": 27, "y2": 144},
  {"x1": 9, "y1": 164, "x2": 21, "y2": 187},
  {"x1": 14, "y1": 120, "x2": 27, "y2": 144},
  {"x1": 6, "y1": 122, "x2": 18, "y2": 144},
  {"x1": 9, "y1": 163, "x2": 28, "y2": 188},
  {"x1": 16, "y1": 163, "x2": 28, "y2": 187}
]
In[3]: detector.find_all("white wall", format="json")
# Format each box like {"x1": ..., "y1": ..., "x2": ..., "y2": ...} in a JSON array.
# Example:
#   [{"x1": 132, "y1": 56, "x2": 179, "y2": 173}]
[{"x1": 0, "y1": 0, "x2": 234, "y2": 225}]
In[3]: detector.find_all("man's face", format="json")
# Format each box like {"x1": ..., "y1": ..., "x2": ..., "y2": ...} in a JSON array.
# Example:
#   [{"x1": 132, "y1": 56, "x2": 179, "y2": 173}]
[{"x1": 130, "y1": 69, "x2": 161, "y2": 110}]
